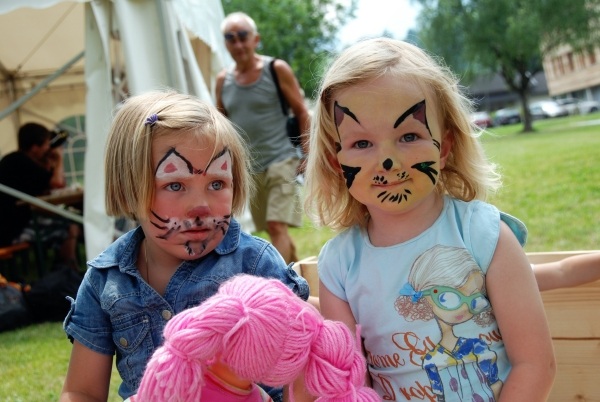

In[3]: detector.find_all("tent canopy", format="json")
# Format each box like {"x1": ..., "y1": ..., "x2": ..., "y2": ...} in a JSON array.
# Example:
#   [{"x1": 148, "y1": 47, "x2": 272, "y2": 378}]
[{"x1": 0, "y1": 0, "x2": 234, "y2": 259}]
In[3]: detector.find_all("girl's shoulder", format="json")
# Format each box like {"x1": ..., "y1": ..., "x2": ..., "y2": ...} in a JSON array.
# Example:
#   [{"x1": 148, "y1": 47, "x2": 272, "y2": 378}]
[
  {"x1": 321, "y1": 225, "x2": 364, "y2": 253},
  {"x1": 88, "y1": 226, "x2": 143, "y2": 269},
  {"x1": 445, "y1": 197, "x2": 527, "y2": 247}
]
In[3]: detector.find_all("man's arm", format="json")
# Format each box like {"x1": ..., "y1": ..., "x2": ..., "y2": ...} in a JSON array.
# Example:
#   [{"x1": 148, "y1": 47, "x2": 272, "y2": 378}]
[
  {"x1": 273, "y1": 59, "x2": 311, "y2": 156},
  {"x1": 46, "y1": 147, "x2": 66, "y2": 189}
]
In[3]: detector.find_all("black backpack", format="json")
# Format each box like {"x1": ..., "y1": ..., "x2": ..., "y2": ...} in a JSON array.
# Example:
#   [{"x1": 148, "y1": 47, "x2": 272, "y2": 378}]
[
  {"x1": 0, "y1": 277, "x2": 31, "y2": 332},
  {"x1": 25, "y1": 266, "x2": 83, "y2": 322}
]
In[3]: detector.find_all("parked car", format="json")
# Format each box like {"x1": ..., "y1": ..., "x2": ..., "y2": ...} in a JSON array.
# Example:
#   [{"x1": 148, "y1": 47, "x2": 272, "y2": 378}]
[
  {"x1": 555, "y1": 97, "x2": 600, "y2": 115},
  {"x1": 470, "y1": 111, "x2": 493, "y2": 128},
  {"x1": 528, "y1": 100, "x2": 569, "y2": 120},
  {"x1": 493, "y1": 108, "x2": 522, "y2": 126}
]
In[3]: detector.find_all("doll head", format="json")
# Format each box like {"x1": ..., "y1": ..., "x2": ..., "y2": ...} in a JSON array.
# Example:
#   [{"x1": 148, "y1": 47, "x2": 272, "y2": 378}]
[{"x1": 136, "y1": 274, "x2": 380, "y2": 401}]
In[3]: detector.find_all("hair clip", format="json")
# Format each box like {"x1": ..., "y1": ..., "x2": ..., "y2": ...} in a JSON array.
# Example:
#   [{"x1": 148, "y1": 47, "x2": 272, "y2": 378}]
[
  {"x1": 399, "y1": 282, "x2": 423, "y2": 303},
  {"x1": 145, "y1": 114, "x2": 158, "y2": 127}
]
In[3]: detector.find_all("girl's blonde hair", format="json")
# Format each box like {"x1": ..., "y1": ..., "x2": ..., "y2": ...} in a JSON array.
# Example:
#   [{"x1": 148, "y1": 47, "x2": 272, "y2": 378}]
[
  {"x1": 304, "y1": 38, "x2": 500, "y2": 231},
  {"x1": 105, "y1": 89, "x2": 252, "y2": 220}
]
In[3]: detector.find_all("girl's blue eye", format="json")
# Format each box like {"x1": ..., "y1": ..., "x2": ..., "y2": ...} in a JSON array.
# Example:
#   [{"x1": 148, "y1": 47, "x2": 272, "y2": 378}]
[
  {"x1": 353, "y1": 140, "x2": 371, "y2": 149},
  {"x1": 167, "y1": 183, "x2": 182, "y2": 191},
  {"x1": 401, "y1": 133, "x2": 418, "y2": 143},
  {"x1": 210, "y1": 181, "x2": 224, "y2": 190}
]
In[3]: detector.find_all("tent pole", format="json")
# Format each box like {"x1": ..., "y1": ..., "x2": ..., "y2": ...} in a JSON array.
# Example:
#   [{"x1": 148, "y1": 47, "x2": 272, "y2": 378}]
[{"x1": 0, "y1": 50, "x2": 84, "y2": 121}]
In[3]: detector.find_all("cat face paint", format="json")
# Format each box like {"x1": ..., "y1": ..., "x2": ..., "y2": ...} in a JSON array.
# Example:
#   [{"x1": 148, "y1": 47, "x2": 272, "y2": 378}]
[
  {"x1": 333, "y1": 75, "x2": 444, "y2": 216},
  {"x1": 139, "y1": 133, "x2": 234, "y2": 261}
]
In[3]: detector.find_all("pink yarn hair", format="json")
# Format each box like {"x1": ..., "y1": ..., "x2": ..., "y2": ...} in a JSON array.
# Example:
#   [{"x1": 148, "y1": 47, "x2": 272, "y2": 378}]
[{"x1": 136, "y1": 274, "x2": 380, "y2": 401}]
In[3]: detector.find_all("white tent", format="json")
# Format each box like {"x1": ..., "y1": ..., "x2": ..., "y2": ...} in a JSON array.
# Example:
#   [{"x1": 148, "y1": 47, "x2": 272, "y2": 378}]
[{"x1": 0, "y1": 0, "x2": 237, "y2": 260}]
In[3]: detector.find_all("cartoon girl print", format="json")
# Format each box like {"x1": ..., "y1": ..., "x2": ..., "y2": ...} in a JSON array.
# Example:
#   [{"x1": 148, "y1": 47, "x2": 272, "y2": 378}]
[
  {"x1": 396, "y1": 245, "x2": 503, "y2": 401},
  {"x1": 151, "y1": 146, "x2": 233, "y2": 257},
  {"x1": 332, "y1": 99, "x2": 444, "y2": 215}
]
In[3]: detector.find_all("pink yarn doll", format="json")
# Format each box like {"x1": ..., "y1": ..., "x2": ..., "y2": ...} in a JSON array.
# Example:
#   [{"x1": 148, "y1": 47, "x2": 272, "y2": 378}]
[{"x1": 132, "y1": 274, "x2": 380, "y2": 402}]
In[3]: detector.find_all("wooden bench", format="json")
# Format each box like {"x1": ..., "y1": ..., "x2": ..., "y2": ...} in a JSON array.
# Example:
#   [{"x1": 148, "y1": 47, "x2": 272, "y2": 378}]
[{"x1": 294, "y1": 251, "x2": 600, "y2": 402}]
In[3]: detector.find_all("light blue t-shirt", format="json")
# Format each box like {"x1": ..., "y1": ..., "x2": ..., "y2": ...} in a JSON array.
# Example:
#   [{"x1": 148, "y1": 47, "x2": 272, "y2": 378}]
[{"x1": 319, "y1": 196, "x2": 527, "y2": 401}]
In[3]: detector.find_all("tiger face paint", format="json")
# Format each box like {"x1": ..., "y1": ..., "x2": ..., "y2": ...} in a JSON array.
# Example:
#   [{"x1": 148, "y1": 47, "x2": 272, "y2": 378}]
[
  {"x1": 333, "y1": 75, "x2": 447, "y2": 217},
  {"x1": 139, "y1": 132, "x2": 234, "y2": 262}
]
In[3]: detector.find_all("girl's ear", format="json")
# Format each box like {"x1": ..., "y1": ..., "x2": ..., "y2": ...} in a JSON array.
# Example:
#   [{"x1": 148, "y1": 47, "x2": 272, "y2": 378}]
[
  {"x1": 439, "y1": 130, "x2": 453, "y2": 169},
  {"x1": 327, "y1": 153, "x2": 342, "y2": 173}
]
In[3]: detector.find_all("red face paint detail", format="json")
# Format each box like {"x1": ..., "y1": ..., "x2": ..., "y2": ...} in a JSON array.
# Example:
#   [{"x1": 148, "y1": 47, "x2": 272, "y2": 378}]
[
  {"x1": 412, "y1": 101, "x2": 427, "y2": 126},
  {"x1": 186, "y1": 206, "x2": 211, "y2": 218},
  {"x1": 433, "y1": 289, "x2": 438, "y2": 294},
  {"x1": 220, "y1": 161, "x2": 228, "y2": 171},
  {"x1": 334, "y1": 103, "x2": 345, "y2": 127},
  {"x1": 164, "y1": 163, "x2": 178, "y2": 174}
]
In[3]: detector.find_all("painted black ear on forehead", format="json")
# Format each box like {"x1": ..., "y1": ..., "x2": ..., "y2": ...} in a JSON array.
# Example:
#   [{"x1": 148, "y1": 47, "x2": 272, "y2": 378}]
[
  {"x1": 155, "y1": 147, "x2": 195, "y2": 176},
  {"x1": 393, "y1": 100, "x2": 431, "y2": 135},
  {"x1": 334, "y1": 101, "x2": 359, "y2": 128}
]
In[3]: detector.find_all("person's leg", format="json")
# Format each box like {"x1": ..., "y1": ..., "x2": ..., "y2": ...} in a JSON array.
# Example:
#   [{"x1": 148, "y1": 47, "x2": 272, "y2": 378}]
[
  {"x1": 264, "y1": 158, "x2": 303, "y2": 264},
  {"x1": 266, "y1": 221, "x2": 297, "y2": 264},
  {"x1": 249, "y1": 171, "x2": 268, "y2": 233},
  {"x1": 37, "y1": 217, "x2": 82, "y2": 270},
  {"x1": 58, "y1": 223, "x2": 81, "y2": 270}
]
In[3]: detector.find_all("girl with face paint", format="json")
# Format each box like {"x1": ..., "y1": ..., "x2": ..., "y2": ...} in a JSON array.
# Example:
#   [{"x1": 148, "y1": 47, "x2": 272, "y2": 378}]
[
  {"x1": 302, "y1": 38, "x2": 555, "y2": 402},
  {"x1": 61, "y1": 90, "x2": 309, "y2": 402}
]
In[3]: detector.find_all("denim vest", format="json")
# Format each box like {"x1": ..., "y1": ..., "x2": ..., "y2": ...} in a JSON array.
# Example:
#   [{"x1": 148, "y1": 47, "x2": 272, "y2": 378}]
[{"x1": 64, "y1": 219, "x2": 308, "y2": 400}]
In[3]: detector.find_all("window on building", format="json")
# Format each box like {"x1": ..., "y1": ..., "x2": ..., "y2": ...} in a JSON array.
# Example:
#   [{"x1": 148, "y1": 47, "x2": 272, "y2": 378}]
[
  {"x1": 567, "y1": 52, "x2": 574, "y2": 71},
  {"x1": 56, "y1": 115, "x2": 86, "y2": 187}
]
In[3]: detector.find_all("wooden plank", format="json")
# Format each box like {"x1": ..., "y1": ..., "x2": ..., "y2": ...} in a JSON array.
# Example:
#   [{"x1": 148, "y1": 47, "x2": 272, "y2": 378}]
[
  {"x1": 548, "y1": 339, "x2": 600, "y2": 402},
  {"x1": 294, "y1": 256, "x2": 319, "y2": 297},
  {"x1": 542, "y1": 280, "x2": 600, "y2": 338}
]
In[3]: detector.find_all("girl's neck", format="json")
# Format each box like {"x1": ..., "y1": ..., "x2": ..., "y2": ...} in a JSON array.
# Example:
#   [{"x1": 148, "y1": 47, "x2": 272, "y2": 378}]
[
  {"x1": 367, "y1": 194, "x2": 445, "y2": 247},
  {"x1": 141, "y1": 239, "x2": 182, "y2": 296},
  {"x1": 208, "y1": 360, "x2": 253, "y2": 391}
]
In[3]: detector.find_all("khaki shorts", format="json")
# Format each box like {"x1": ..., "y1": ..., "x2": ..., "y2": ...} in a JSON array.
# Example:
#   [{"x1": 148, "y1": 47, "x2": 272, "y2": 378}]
[{"x1": 250, "y1": 157, "x2": 303, "y2": 232}]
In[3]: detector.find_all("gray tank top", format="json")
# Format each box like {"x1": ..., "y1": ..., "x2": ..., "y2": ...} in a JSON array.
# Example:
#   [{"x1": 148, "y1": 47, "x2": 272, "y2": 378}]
[{"x1": 221, "y1": 56, "x2": 298, "y2": 172}]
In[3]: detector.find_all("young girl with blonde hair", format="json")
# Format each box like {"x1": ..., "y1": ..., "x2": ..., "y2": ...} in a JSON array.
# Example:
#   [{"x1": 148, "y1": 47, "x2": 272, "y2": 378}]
[
  {"x1": 304, "y1": 38, "x2": 555, "y2": 401},
  {"x1": 61, "y1": 90, "x2": 308, "y2": 402}
]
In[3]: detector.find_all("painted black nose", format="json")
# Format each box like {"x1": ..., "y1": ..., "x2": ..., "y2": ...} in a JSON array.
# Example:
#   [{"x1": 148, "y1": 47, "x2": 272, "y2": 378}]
[{"x1": 383, "y1": 158, "x2": 393, "y2": 170}]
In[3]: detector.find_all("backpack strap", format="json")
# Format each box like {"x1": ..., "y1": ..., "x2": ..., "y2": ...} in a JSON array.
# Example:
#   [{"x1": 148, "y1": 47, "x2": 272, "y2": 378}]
[{"x1": 269, "y1": 59, "x2": 289, "y2": 116}]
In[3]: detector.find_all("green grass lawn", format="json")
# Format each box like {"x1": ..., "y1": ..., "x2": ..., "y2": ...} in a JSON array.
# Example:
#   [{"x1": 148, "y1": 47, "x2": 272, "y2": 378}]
[
  {"x1": 482, "y1": 114, "x2": 599, "y2": 252},
  {"x1": 1, "y1": 113, "x2": 598, "y2": 401}
]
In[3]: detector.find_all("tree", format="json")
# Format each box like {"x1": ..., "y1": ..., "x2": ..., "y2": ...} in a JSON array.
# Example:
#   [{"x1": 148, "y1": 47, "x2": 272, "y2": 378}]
[
  {"x1": 221, "y1": 0, "x2": 357, "y2": 99},
  {"x1": 414, "y1": 0, "x2": 600, "y2": 132}
]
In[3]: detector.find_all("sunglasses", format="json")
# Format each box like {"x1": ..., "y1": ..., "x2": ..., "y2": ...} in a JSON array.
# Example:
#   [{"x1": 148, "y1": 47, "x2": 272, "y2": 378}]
[
  {"x1": 421, "y1": 286, "x2": 490, "y2": 315},
  {"x1": 224, "y1": 30, "x2": 250, "y2": 44}
]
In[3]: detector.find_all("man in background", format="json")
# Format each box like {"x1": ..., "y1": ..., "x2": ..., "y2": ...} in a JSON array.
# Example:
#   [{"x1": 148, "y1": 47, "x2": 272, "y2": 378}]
[
  {"x1": 0, "y1": 122, "x2": 80, "y2": 269},
  {"x1": 216, "y1": 12, "x2": 310, "y2": 264}
]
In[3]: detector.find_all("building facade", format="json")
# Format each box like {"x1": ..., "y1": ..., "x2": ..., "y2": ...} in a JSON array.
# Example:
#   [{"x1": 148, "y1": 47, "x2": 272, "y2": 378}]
[{"x1": 543, "y1": 45, "x2": 600, "y2": 101}]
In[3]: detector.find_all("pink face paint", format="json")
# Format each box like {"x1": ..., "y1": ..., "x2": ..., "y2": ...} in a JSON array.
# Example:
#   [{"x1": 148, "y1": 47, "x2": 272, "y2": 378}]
[
  {"x1": 155, "y1": 148, "x2": 196, "y2": 179},
  {"x1": 144, "y1": 141, "x2": 234, "y2": 260},
  {"x1": 186, "y1": 206, "x2": 211, "y2": 219}
]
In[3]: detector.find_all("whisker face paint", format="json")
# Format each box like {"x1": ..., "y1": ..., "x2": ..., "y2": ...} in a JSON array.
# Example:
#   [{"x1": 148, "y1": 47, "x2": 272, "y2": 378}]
[{"x1": 140, "y1": 133, "x2": 235, "y2": 261}]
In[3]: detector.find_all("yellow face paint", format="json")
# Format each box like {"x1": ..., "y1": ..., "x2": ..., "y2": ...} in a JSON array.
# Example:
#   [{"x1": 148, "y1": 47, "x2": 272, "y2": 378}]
[{"x1": 334, "y1": 75, "x2": 444, "y2": 217}]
